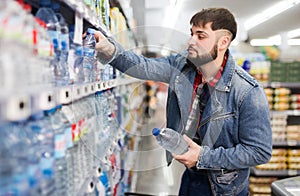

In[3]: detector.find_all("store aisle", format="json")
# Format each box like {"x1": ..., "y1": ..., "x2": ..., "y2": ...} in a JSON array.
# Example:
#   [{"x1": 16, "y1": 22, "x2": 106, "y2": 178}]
[{"x1": 131, "y1": 92, "x2": 185, "y2": 196}]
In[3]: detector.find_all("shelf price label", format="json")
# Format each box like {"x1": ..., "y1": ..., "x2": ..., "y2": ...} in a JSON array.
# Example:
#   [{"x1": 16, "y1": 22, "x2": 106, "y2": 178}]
[
  {"x1": 287, "y1": 140, "x2": 297, "y2": 146},
  {"x1": 288, "y1": 170, "x2": 298, "y2": 176},
  {"x1": 4, "y1": 94, "x2": 31, "y2": 121}
]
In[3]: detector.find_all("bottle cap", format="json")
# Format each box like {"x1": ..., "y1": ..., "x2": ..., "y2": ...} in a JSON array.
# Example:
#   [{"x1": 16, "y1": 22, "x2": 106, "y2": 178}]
[
  {"x1": 51, "y1": 2, "x2": 60, "y2": 11},
  {"x1": 152, "y1": 128, "x2": 161, "y2": 136},
  {"x1": 87, "y1": 28, "x2": 96, "y2": 35},
  {"x1": 39, "y1": 0, "x2": 51, "y2": 7}
]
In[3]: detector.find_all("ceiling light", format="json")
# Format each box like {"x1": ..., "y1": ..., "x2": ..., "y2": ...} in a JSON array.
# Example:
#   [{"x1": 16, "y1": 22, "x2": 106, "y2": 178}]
[
  {"x1": 287, "y1": 28, "x2": 300, "y2": 38},
  {"x1": 250, "y1": 35, "x2": 281, "y2": 46},
  {"x1": 162, "y1": 0, "x2": 184, "y2": 28},
  {"x1": 288, "y1": 39, "x2": 300, "y2": 45},
  {"x1": 244, "y1": 0, "x2": 300, "y2": 31}
]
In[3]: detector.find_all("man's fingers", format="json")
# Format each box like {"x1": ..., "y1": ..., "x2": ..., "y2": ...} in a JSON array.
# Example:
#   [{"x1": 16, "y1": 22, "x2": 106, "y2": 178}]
[{"x1": 94, "y1": 31, "x2": 106, "y2": 42}]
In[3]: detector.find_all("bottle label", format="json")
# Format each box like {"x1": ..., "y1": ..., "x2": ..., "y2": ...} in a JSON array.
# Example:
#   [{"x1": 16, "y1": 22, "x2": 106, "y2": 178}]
[
  {"x1": 38, "y1": 38, "x2": 52, "y2": 57},
  {"x1": 83, "y1": 47, "x2": 95, "y2": 58},
  {"x1": 48, "y1": 30, "x2": 59, "y2": 50},
  {"x1": 64, "y1": 127, "x2": 73, "y2": 149},
  {"x1": 60, "y1": 34, "x2": 69, "y2": 52},
  {"x1": 40, "y1": 157, "x2": 54, "y2": 177},
  {"x1": 54, "y1": 133, "x2": 66, "y2": 158}
]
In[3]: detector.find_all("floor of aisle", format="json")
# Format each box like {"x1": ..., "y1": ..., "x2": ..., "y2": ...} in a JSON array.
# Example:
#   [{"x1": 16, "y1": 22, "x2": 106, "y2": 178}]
[{"x1": 130, "y1": 92, "x2": 185, "y2": 196}]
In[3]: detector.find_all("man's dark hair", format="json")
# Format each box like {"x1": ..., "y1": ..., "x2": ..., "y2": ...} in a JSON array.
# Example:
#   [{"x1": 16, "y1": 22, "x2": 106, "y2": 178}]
[{"x1": 190, "y1": 8, "x2": 237, "y2": 41}]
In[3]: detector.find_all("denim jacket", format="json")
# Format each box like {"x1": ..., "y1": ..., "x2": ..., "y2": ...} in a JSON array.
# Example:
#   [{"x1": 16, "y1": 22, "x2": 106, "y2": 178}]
[{"x1": 102, "y1": 39, "x2": 272, "y2": 195}]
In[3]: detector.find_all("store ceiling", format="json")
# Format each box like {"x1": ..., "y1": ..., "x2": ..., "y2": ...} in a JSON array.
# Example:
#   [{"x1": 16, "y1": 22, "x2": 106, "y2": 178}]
[{"x1": 129, "y1": 0, "x2": 300, "y2": 50}]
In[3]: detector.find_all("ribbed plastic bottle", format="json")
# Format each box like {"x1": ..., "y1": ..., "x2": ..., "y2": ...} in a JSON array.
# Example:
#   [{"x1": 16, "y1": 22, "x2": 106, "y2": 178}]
[
  {"x1": 0, "y1": 122, "x2": 30, "y2": 195},
  {"x1": 52, "y1": 2, "x2": 70, "y2": 85},
  {"x1": 152, "y1": 128, "x2": 189, "y2": 155},
  {"x1": 36, "y1": 0, "x2": 68, "y2": 86},
  {"x1": 82, "y1": 28, "x2": 96, "y2": 82}
]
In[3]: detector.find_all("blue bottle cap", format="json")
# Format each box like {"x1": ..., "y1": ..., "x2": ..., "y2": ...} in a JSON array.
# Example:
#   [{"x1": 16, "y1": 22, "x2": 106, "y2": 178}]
[
  {"x1": 152, "y1": 128, "x2": 161, "y2": 136},
  {"x1": 87, "y1": 28, "x2": 96, "y2": 35},
  {"x1": 51, "y1": 2, "x2": 60, "y2": 11},
  {"x1": 39, "y1": 0, "x2": 51, "y2": 7}
]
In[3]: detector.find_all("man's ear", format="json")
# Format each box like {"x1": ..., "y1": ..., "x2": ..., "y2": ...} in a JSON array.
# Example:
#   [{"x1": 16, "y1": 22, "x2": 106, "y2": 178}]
[{"x1": 219, "y1": 35, "x2": 231, "y2": 50}]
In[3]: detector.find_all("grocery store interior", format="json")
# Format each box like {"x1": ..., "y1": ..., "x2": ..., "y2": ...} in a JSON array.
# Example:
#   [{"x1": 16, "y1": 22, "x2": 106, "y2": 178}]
[{"x1": 1, "y1": 0, "x2": 300, "y2": 195}]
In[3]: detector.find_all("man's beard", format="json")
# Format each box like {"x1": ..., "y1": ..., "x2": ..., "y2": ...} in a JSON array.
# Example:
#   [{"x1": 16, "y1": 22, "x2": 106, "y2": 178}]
[{"x1": 187, "y1": 44, "x2": 218, "y2": 69}]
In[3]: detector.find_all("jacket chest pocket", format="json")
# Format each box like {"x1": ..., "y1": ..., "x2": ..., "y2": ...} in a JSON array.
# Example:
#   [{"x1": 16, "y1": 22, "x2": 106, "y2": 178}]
[{"x1": 200, "y1": 112, "x2": 236, "y2": 147}]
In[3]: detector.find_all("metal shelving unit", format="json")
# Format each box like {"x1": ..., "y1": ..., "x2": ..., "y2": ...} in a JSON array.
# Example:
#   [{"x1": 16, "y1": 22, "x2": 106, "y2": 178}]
[{"x1": 251, "y1": 168, "x2": 300, "y2": 177}]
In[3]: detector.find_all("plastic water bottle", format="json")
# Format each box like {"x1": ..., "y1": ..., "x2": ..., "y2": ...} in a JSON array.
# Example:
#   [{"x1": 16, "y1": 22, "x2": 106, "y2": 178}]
[
  {"x1": 152, "y1": 128, "x2": 189, "y2": 155},
  {"x1": 50, "y1": 106, "x2": 67, "y2": 196},
  {"x1": 42, "y1": 108, "x2": 58, "y2": 195},
  {"x1": 52, "y1": 2, "x2": 70, "y2": 84},
  {"x1": 24, "y1": 119, "x2": 43, "y2": 195},
  {"x1": 61, "y1": 104, "x2": 78, "y2": 195},
  {"x1": 68, "y1": 25, "x2": 84, "y2": 84},
  {"x1": 58, "y1": 105, "x2": 73, "y2": 196},
  {"x1": 28, "y1": 111, "x2": 55, "y2": 196},
  {"x1": 83, "y1": 28, "x2": 96, "y2": 82},
  {"x1": 36, "y1": 0, "x2": 68, "y2": 86},
  {"x1": 0, "y1": 122, "x2": 30, "y2": 195}
]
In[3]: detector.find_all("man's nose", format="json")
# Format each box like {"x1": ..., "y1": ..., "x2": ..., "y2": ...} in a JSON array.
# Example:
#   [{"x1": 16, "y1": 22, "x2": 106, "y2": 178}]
[{"x1": 188, "y1": 36, "x2": 196, "y2": 46}]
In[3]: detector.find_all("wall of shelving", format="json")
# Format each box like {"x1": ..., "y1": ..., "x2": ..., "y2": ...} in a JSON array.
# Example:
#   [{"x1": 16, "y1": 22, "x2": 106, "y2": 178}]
[
  {"x1": 0, "y1": 0, "x2": 146, "y2": 195},
  {"x1": 237, "y1": 59, "x2": 300, "y2": 195}
]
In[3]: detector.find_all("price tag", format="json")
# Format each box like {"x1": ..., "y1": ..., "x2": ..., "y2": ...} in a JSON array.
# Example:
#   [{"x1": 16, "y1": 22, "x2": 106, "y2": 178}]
[
  {"x1": 5, "y1": 94, "x2": 31, "y2": 121},
  {"x1": 57, "y1": 87, "x2": 72, "y2": 105},
  {"x1": 83, "y1": 85, "x2": 89, "y2": 96},
  {"x1": 287, "y1": 140, "x2": 297, "y2": 146},
  {"x1": 74, "y1": 12, "x2": 83, "y2": 45},
  {"x1": 271, "y1": 82, "x2": 281, "y2": 88},
  {"x1": 96, "y1": 83, "x2": 101, "y2": 92},
  {"x1": 34, "y1": 90, "x2": 55, "y2": 110},
  {"x1": 288, "y1": 170, "x2": 298, "y2": 176},
  {"x1": 72, "y1": 85, "x2": 82, "y2": 101},
  {"x1": 90, "y1": 84, "x2": 95, "y2": 94}
]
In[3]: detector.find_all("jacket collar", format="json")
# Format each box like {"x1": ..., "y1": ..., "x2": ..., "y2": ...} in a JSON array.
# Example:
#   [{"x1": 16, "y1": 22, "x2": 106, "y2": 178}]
[
  {"x1": 180, "y1": 49, "x2": 235, "y2": 93},
  {"x1": 214, "y1": 50, "x2": 235, "y2": 92}
]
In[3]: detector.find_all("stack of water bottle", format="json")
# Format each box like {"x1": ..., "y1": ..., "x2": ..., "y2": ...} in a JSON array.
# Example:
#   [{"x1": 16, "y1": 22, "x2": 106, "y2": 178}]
[
  {"x1": 0, "y1": 0, "x2": 118, "y2": 95},
  {"x1": 0, "y1": 0, "x2": 54, "y2": 94},
  {"x1": 0, "y1": 0, "x2": 131, "y2": 195},
  {"x1": 0, "y1": 86, "x2": 132, "y2": 195}
]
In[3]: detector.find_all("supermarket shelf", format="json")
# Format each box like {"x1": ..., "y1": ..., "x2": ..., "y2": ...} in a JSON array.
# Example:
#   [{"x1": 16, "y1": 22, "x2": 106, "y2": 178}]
[
  {"x1": 273, "y1": 141, "x2": 300, "y2": 148},
  {"x1": 270, "y1": 110, "x2": 300, "y2": 116},
  {"x1": 251, "y1": 167, "x2": 300, "y2": 177},
  {"x1": 24, "y1": 0, "x2": 110, "y2": 36},
  {"x1": 77, "y1": 166, "x2": 102, "y2": 196},
  {"x1": 0, "y1": 77, "x2": 141, "y2": 122},
  {"x1": 261, "y1": 82, "x2": 300, "y2": 88},
  {"x1": 60, "y1": 0, "x2": 109, "y2": 34}
]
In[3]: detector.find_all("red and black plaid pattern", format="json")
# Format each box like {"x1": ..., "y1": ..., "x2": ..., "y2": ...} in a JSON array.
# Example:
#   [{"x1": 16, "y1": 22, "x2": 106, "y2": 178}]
[{"x1": 187, "y1": 54, "x2": 227, "y2": 143}]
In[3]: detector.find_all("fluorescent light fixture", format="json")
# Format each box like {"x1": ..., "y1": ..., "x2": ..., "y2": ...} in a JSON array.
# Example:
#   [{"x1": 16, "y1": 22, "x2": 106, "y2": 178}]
[
  {"x1": 244, "y1": 0, "x2": 300, "y2": 31},
  {"x1": 162, "y1": 0, "x2": 184, "y2": 28},
  {"x1": 288, "y1": 28, "x2": 300, "y2": 38},
  {"x1": 288, "y1": 39, "x2": 300, "y2": 45},
  {"x1": 250, "y1": 35, "x2": 281, "y2": 46}
]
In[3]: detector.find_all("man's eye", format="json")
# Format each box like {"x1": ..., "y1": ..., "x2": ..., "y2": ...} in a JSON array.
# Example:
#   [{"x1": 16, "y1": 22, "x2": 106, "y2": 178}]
[{"x1": 198, "y1": 35, "x2": 204, "y2": 39}]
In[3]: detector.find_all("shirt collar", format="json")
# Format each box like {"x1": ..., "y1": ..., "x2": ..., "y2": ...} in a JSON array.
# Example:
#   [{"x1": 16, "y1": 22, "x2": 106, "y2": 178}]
[{"x1": 196, "y1": 52, "x2": 228, "y2": 88}]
